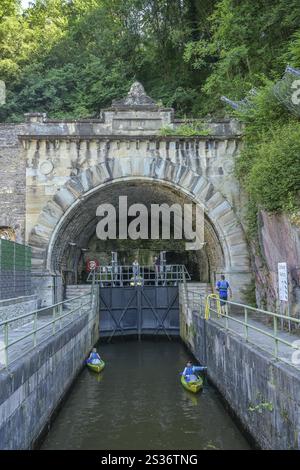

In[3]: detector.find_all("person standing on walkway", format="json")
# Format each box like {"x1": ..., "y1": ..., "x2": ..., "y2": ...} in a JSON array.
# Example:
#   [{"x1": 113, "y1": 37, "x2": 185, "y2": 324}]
[
  {"x1": 132, "y1": 259, "x2": 140, "y2": 285},
  {"x1": 153, "y1": 255, "x2": 160, "y2": 285},
  {"x1": 216, "y1": 275, "x2": 232, "y2": 313}
]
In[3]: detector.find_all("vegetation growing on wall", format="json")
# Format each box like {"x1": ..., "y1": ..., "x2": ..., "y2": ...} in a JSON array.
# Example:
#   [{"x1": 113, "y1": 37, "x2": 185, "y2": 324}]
[{"x1": 159, "y1": 121, "x2": 211, "y2": 137}]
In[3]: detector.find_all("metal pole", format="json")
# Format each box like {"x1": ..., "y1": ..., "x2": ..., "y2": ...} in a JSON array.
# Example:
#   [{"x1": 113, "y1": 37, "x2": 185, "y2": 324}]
[
  {"x1": 33, "y1": 312, "x2": 37, "y2": 347},
  {"x1": 59, "y1": 303, "x2": 63, "y2": 329},
  {"x1": 244, "y1": 307, "x2": 248, "y2": 340},
  {"x1": 273, "y1": 315, "x2": 278, "y2": 359},
  {"x1": 137, "y1": 287, "x2": 142, "y2": 341},
  {"x1": 52, "y1": 305, "x2": 56, "y2": 335},
  {"x1": 287, "y1": 300, "x2": 291, "y2": 333},
  {"x1": 4, "y1": 322, "x2": 8, "y2": 367}
]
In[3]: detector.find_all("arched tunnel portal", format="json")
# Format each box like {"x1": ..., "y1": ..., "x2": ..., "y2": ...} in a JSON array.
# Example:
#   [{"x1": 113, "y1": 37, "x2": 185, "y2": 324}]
[
  {"x1": 49, "y1": 179, "x2": 225, "y2": 284},
  {"x1": 28, "y1": 157, "x2": 252, "y2": 304}
]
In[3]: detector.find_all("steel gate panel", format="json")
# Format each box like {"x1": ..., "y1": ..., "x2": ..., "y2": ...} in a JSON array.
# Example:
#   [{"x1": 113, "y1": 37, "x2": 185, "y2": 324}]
[{"x1": 99, "y1": 286, "x2": 179, "y2": 340}]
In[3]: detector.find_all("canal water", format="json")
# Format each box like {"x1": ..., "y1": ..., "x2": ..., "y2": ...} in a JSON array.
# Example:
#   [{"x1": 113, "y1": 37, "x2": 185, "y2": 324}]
[{"x1": 41, "y1": 340, "x2": 250, "y2": 450}]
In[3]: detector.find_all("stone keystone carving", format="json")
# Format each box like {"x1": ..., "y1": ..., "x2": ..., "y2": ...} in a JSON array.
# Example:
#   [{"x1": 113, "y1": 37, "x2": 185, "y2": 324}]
[{"x1": 112, "y1": 81, "x2": 157, "y2": 108}]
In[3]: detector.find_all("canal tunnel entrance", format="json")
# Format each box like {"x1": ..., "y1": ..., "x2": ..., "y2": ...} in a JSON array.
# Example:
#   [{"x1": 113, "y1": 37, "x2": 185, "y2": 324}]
[
  {"x1": 47, "y1": 179, "x2": 226, "y2": 291},
  {"x1": 28, "y1": 162, "x2": 252, "y2": 306}
]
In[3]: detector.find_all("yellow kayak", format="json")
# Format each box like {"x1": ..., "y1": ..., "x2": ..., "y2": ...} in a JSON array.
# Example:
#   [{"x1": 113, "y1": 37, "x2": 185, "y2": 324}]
[
  {"x1": 87, "y1": 360, "x2": 105, "y2": 374},
  {"x1": 181, "y1": 374, "x2": 203, "y2": 393}
]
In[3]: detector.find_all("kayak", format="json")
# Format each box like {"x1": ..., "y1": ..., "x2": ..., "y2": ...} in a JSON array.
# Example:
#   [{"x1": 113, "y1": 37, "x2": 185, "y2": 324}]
[
  {"x1": 181, "y1": 374, "x2": 203, "y2": 393},
  {"x1": 87, "y1": 360, "x2": 105, "y2": 374}
]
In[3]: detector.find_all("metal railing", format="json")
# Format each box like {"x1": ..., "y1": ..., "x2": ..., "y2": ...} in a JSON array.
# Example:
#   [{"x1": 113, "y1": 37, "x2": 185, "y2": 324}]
[
  {"x1": 87, "y1": 264, "x2": 191, "y2": 287},
  {"x1": 186, "y1": 288, "x2": 300, "y2": 369},
  {"x1": 0, "y1": 289, "x2": 98, "y2": 370}
]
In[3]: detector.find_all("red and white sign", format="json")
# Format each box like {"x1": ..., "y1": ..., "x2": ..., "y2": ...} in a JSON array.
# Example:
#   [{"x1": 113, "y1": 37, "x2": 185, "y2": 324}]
[{"x1": 86, "y1": 259, "x2": 99, "y2": 272}]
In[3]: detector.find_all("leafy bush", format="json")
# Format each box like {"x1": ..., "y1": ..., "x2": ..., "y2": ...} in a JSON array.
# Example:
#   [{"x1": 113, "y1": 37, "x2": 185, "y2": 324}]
[
  {"x1": 246, "y1": 123, "x2": 300, "y2": 212},
  {"x1": 234, "y1": 82, "x2": 300, "y2": 218},
  {"x1": 159, "y1": 121, "x2": 211, "y2": 137}
]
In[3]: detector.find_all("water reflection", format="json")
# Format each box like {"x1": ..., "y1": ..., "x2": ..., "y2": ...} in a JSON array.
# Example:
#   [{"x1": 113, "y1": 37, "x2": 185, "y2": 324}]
[{"x1": 41, "y1": 340, "x2": 250, "y2": 450}]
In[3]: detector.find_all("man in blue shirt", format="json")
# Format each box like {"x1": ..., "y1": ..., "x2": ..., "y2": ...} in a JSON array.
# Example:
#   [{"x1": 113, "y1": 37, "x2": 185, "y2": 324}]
[
  {"x1": 87, "y1": 348, "x2": 102, "y2": 365},
  {"x1": 216, "y1": 275, "x2": 232, "y2": 312},
  {"x1": 182, "y1": 361, "x2": 207, "y2": 382}
]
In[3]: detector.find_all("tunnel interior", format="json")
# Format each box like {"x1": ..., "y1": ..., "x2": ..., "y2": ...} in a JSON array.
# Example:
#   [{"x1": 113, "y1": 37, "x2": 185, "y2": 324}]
[{"x1": 50, "y1": 180, "x2": 225, "y2": 286}]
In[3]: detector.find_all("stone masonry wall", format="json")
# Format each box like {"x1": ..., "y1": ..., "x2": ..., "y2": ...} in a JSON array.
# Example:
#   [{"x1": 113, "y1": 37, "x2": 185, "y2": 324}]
[
  {"x1": 180, "y1": 304, "x2": 300, "y2": 449},
  {"x1": 0, "y1": 305, "x2": 99, "y2": 449},
  {"x1": 0, "y1": 124, "x2": 25, "y2": 242},
  {"x1": 0, "y1": 295, "x2": 37, "y2": 326}
]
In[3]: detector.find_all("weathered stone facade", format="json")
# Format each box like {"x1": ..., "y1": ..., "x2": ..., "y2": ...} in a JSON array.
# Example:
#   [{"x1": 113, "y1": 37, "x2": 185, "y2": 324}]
[
  {"x1": 0, "y1": 124, "x2": 25, "y2": 242},
  {"x1": 0, "y1": 83, "x2": 253, "y2": 305},
  {"x1": 0, "y1": 295, "x2": 37, "y2": 327}
]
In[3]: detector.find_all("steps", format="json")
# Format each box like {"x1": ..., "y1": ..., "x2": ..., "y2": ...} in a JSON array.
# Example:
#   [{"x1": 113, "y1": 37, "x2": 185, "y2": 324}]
[
  {"x1": 186, "y1": 282, "x2": 213, "y2": 297},
  {"x1": 65, "y1": 284, "x2": 92, "y2": 300},
  {"x1": 181, "y1": 282, "x2": 213, "y2": 313},
  {"x1": 64, "y1": 284, "x2": 93, "y2": 311}
]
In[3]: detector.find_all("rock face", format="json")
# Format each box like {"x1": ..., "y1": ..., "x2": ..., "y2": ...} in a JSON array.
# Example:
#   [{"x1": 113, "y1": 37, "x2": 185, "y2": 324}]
[{"x1": 254, "y1": 211, "x2": 300, "y2": 316}]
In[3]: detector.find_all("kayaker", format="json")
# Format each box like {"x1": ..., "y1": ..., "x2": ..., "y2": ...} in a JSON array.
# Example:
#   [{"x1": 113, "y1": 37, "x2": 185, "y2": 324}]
[
  {"x1": 87, "y1": 348, "x2": 102, "y2": 365},
  {"x1": 182, "y1": 361, "x2": 207, "y2": 382}
]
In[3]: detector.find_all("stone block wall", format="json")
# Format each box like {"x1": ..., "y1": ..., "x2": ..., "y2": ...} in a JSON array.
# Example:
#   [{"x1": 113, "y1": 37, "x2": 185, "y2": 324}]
[
  {"x1": 0, "y1": 124, "x2": 25, "y2": 242},
  {"x1": 0, "y1": 295, "x2": 37, "y2": 327},
  {"x1": 180, "y1": 304, "x2": 300, "y2": 449},
  {"x1": 0, "y1": 304, "x2": 99, "y2": 449}
]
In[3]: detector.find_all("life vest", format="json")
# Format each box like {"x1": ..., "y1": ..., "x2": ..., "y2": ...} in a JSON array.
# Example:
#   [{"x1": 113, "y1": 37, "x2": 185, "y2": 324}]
[
  {"x1": 90, "y1": 352, "x2": 101, "y2": 361},
  {"x1": 217, "y1": 280, "x2": 229, "y2": 297},
  {"x1": 185, "y1": 366, "x2": 194, "y2": 376}
]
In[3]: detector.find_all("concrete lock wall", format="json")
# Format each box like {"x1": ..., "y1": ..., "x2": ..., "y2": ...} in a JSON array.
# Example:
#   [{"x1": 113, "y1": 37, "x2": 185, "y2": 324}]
[
  {"x1": 0, "y1": 307, "x2": 99, "y2": 449},
  {"x1": 180, "y1": 308, "x2": 300, "y2": 449}
]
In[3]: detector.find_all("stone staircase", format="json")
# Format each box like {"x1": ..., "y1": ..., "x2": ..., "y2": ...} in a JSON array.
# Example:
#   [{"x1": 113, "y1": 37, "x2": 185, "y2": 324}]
[
  {"x1": 64, "y1": 284, "x2": 93, "y2": 311},
  {"x1": 186, "y1": 282, "x2": 213, "y2": 297},
  {"x1": 65, "y1": 284, "x2": 92, "y2": 300}
]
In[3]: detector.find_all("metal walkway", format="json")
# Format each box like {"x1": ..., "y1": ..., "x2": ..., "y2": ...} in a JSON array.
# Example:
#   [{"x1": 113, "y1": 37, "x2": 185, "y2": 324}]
[
  {"x1": 87, "y1": 264, "x2": 190, "y2": 287},
  {"x1": 0, "y1": 291, "x2": 96, "y2": 369}
]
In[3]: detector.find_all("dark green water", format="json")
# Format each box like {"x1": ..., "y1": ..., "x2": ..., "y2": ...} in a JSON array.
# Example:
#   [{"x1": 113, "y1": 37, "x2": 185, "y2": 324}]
[{"x1": 41, "y1": 340, "x2": 250, "y2": 450}]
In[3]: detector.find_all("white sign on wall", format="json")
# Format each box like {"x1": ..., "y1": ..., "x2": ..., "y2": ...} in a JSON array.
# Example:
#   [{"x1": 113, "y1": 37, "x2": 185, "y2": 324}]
[{"x1": 278, "y1": 262, "x2": 288, "y2": 302}]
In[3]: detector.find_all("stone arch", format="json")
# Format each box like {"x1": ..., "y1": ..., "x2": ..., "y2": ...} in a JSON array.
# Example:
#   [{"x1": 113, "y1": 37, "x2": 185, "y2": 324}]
[{"x1": 29, "y1": 156, "x2": 251, "y2": 299}]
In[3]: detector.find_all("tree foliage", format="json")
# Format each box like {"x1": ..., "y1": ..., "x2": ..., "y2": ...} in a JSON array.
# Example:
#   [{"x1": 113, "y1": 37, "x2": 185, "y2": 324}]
[{"x1": 0, "y1": 0, "x2": 300, "y2": 217}]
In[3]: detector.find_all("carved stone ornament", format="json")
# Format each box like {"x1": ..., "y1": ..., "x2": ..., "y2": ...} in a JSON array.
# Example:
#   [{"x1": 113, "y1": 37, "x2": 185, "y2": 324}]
[
  {"x1": 112, "y1": 81, "x2": 157, "y2": 108},
  {"x1": 40, "y1": 160, "x2": 54, "y2": 175}
]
